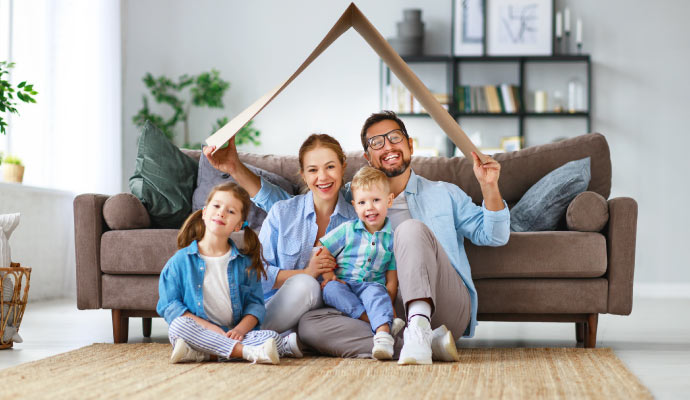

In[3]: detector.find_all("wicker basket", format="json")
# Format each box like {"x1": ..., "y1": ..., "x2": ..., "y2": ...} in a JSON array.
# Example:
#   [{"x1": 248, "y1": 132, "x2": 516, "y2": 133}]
[{"x1": 1, "y1": 262, "x2": 31, "y2": 349}]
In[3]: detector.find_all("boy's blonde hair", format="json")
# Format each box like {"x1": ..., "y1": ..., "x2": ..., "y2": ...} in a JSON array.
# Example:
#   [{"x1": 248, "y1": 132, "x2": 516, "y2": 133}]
[{"x1": 351, "y1": 166, "x2": 390, "y2": 194}]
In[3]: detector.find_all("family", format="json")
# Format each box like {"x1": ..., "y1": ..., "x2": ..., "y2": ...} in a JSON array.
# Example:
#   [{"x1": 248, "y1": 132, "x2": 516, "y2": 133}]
[{"x1": 157, "y1": 110, "x2": 510, "y2": 365}]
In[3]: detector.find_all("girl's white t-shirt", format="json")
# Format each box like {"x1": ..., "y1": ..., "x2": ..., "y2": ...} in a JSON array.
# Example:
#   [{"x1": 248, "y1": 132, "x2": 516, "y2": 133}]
[{"x1": 199, "y1": 249, "x2": 234, "y2": 327}]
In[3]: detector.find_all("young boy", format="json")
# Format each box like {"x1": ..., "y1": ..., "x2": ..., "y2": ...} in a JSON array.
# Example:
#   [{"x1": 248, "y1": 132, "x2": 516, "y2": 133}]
[{"x1": 319, "y1": 166, "x2": 404, "y2": 360}]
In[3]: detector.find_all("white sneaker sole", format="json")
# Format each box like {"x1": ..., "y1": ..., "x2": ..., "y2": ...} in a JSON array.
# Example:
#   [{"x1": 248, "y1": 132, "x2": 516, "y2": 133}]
[
  {"x1": 397, "y1": 356, "x2": 432, "y2": 365},
  {"x1": 170, "y1": 338, "x2": 189, "y2": 364}
]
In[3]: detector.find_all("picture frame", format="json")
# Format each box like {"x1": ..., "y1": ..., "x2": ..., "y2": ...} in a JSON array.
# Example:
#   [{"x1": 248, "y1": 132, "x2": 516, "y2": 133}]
[
  {"x1": 453, "y1": 0, "x2": 484, "y2": 56},
  {"x1": 501, "y1": 136, "x2": 523, "y2": 152},
  {"x1": 486, "y1": 0, "x2": 553, "y2": 56}
]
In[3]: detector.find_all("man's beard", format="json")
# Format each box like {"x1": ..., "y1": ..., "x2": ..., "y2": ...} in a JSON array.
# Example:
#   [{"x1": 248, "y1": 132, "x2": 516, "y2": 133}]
[{"x1": 379, "y1": 157, "x2": 411, "y2": 178}]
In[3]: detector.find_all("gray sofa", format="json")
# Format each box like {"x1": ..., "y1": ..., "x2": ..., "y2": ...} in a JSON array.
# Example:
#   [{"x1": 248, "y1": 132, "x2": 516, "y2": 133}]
[{"x1": 74, "y1": 133, "x2": 638, "y2": 347}]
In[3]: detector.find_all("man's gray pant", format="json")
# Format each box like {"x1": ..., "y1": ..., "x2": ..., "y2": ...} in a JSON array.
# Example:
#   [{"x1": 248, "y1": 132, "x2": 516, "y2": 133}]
[{"x1": 297, "y1": 219, "x2": 471, "y2": 358}]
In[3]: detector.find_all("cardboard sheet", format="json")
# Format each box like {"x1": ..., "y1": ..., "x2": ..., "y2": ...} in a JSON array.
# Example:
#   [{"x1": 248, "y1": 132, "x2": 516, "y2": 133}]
[{"x1": 206, "y1": 3, "x2": 486, "y2": 162}]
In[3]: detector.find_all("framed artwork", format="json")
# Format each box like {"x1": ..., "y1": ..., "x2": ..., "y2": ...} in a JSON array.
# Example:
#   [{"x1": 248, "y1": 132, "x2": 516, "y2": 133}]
[
  {"x1": 486, "y1": 0, "x2": 553, "y2": 56},
  {"x1": 453, "y1": 0, "x2": 484, "y2": 56},
  {"x1": 501, "y1": 136, "x2": 523, "y2": 152}
]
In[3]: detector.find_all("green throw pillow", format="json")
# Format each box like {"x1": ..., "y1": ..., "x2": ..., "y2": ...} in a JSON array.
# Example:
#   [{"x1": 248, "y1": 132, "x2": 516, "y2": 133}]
[{"x1": 129, "y1": 121, "x2": 199, "y2": 228}]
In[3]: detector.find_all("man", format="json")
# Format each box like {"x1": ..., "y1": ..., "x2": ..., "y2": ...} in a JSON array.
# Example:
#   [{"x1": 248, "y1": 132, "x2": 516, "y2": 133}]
[{"x1": 204, "y1": 111, "x2": 510, "y2": 364}]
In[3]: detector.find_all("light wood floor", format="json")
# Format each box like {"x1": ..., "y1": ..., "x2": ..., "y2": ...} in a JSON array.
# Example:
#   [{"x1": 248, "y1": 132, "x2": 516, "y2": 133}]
[{"x1": 2, "y1": 297, "x2": 688, "y2": 399}]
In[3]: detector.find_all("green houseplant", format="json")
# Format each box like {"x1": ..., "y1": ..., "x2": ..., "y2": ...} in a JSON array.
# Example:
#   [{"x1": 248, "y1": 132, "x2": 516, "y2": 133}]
[
  {"x1": 0, "y1": 61, "x2": 38, "y2": 136},
  {"x1": 132, "y1": 69, "x2": 260, "y2": 149}
]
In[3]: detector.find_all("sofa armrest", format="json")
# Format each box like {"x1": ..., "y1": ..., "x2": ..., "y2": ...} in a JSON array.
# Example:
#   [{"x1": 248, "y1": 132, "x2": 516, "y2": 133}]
[
  {"x1": 605, "y1": 197, "x2": 638, "y2": 315},
  {"x1": 74, "y1": 193, "x2": 110, "y2": 310}
]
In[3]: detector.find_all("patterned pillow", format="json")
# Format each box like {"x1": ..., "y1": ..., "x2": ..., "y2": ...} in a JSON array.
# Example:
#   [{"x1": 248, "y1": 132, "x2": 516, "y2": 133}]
[
  {"x1": 510, "y1": 157, "x2": 591, "y2": 232},
  {"x1": 192, "y1": 147, "x2": 297, "y2": 232}
]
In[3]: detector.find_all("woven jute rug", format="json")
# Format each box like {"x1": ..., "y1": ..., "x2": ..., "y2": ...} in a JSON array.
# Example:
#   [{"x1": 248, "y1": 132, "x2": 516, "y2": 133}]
[{"x1": 1, "y1": 343, "x2": 651, "y2": 399}]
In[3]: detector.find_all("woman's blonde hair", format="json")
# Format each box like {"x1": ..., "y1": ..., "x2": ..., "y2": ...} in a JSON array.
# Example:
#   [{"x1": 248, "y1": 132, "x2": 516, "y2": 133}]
[{"x1": 177, "y1": 182, "x2": 267, "y2": 281}]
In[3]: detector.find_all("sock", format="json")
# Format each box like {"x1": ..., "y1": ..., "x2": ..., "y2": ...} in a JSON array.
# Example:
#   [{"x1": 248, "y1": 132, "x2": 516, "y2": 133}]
[{"x1": 407, "y1": 300, "x2": 432, "y2": 326}]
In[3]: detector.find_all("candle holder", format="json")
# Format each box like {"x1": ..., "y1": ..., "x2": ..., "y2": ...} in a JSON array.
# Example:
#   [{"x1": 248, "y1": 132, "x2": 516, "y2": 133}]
[
  {"x1": 577, "y1": 43, "x2": 582, "y2": 55},
  {"x1": 564, "y1": 32, "x2": 571, "y2": 54},
  {"x1": 556, "y1": 37, "x2": 563, "y2": 54}
]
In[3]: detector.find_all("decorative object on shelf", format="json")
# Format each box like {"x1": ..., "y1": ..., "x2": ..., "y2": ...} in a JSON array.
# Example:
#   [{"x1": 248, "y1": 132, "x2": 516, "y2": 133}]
[
  {"x1": 552, "y1": 90, "x2": 564, "y2": 112},
  {"x1": 563, "y1": 7, "x2": 571, "y2": 54},
  {"x1": 501, "y1": 136, "x2": 523, "y2": 152},
  {"x1": 1, "y1": 213, "x2": 30, "y2": 349},
  {"x1": 486, "y1": 0, "x2": 553, "y2": 56},
  {"x1": 555, "y1": 10, "x2": 563, "y2": 54},
  {"x1": 132, "y1": 70, "x2": 260, "y2": 149},
  {"x1": 576, "y1": 18, "x2": 583, "y2": 54},
  {"x1": 568, "y1": 77, "x2": 586, "y2": 113},
  {"x1": 1, "y1": 155, "x2": 24, "y2": 183},
  {"x1": 534, "y1": 90, "x2": 548, "y2": 113},
  {"x1": 387, "y1": 9, "x2": 425, "y2": 56},
  {"x1": 453, "y1": 0, "x2": 484, "y2": 56},
  {"x1": 0, "y1": 61, "x2": 38, "y2": 136}
]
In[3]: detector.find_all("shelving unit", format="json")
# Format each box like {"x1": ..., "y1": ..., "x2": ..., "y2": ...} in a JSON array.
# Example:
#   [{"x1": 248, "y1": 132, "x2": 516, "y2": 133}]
[{"x1": 380, "y1": 54, "x2": 591, "y2": 157}]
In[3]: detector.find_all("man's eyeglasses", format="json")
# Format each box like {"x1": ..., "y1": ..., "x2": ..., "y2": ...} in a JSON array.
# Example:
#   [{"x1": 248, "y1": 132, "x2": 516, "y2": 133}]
[{"x1": 366, "y1": 129, "x2": 407, "y2": 150}]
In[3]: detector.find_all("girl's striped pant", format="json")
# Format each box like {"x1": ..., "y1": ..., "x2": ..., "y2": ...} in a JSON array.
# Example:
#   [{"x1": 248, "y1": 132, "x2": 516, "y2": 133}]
[{"x1": 168, "y1": 316, "x2": 288, "y2": 359}]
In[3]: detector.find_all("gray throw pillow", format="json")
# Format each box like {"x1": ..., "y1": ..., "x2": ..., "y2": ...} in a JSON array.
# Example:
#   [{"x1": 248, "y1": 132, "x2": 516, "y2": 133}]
[
  {"x1": 192, "y1": 147, "x2": 297, "y2": 231},
  {"x1": 510, "y1": 157, "x2": 591, "y2": 232},
  {"x1": 129, "y1": 121, "x2": 199, "y2": 229}
]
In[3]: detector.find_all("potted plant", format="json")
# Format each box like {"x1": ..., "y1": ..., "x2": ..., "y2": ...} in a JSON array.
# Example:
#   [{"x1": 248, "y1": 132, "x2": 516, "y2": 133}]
[
  {"x1": 1, "y1": 61, "x2": 38, "y2": 135},
  {"x1": 1, "y1": 155, "x2": 24, "y2": 183}
]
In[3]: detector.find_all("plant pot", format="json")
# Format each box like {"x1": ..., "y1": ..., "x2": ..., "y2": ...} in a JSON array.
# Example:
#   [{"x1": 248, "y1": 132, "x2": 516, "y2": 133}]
[{"x1": 2, "y1": 164, "x2": 24, "y2": 183}]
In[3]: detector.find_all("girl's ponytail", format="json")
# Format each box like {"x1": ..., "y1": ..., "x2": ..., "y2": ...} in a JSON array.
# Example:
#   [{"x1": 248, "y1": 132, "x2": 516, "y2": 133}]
[
  {"x1": 242, "y1": 226, "x2": 267, "y2": 282},
  {"x1": 177, "y1": 209, "x2": 205, "y2": 249}
]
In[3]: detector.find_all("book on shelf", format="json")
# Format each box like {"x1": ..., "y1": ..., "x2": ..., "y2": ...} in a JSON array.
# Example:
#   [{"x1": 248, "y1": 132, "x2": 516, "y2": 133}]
[{"x1": 456, "y1": 84, "x2": 521, "y2": 114}]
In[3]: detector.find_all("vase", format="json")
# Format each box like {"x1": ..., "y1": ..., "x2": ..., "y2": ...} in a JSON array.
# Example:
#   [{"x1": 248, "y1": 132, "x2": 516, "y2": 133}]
[{"x1": 2, "y1": 164, "x2": 24, "y2": 183}]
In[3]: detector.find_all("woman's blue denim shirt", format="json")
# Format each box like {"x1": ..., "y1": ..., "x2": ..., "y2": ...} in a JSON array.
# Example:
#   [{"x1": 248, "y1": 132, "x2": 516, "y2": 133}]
[{"x1": 157, "y1": 239, "x2": 266, "y2": 331}]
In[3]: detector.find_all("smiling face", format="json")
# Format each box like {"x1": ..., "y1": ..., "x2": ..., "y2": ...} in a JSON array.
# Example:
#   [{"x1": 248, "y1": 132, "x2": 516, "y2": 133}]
[
  {"x1": 300, "y1": 146, "x2": 345, "y2": 204},
  {"x1": 201, "y1": 190, "x2": 245, "y2": 238},
  {"x1": 352, "y1": 183, "x2": 394, "y2": 233},
  {"x1": 364, "y1": 119, "x2": 413, "y2": 178}
]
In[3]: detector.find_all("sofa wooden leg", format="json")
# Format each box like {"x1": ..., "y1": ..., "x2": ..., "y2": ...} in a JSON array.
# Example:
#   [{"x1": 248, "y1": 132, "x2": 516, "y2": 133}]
[
  {"x1": 584, "y1": 314, "x2": 598, "y2": 348},
  {"x1": 576, "y1": 322, "x2": 585, "y2": 343},
  {"x1": 112, "y1": 309, "x2": 129, "y2": 344},
  {"x1": 143, "y1": 317, "x2": 152, "y2": 338}
]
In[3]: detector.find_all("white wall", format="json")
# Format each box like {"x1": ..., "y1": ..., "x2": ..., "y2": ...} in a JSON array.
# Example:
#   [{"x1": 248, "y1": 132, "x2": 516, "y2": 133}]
[{"x1": 122, "y1": 0, "x2": 690, "y2": 284}]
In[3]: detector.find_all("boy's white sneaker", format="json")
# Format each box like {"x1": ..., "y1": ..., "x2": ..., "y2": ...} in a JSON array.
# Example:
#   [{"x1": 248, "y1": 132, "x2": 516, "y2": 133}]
[
  {"x1": 372, "y1": 331, "x2": 395, "y2": 360},
  {"x1": 170, "y1": 338, "x2": 209, "y2": 364},
  {"x1": 242, "y1": 338, "x2": 280, "y2": 365},
  {"x1": 391, "y1": 318, "x2": 406, "y2": 336},
  {"x1": 397, "y1": 317, "x2": 433, "y2": 365},
  {"x1": 284, "y1": 332, "x2": 303, "y2": 358},
  {"x1": 431, "y1": 325, "x2": 460, "y2": 362}
]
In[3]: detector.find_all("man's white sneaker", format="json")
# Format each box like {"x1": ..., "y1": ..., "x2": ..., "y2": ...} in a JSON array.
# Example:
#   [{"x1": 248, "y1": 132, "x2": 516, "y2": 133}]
[
  {"x1": 170, "y1": 338, "x2": 209, "y2": 364},
  {"x1": 397, "y1": 317, "x2": 433, "y2": 365},
  {"x1": 284, "y1": 332, "x2": 303, "y2": 358},
  {"x1": 372, "y1": 331, "x2": 395, "y2": 360},
  {"x1": 391, "y1": 318, "x2": 406, "y2": 336},
  {"x1": 431, "y1": 325, "x2": 460, "y2": 362},
  {"x1": 242, "y1": 338, "x2": 280, "y2": 365}
]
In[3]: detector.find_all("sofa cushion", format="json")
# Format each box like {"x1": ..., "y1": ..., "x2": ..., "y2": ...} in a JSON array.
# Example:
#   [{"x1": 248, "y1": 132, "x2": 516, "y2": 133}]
[
  {"x1": 192, "y1": 147, "x2": 298, "y2": 231},
  {"x1": 103, "y1": 193, "x2": 151, "y2": 230},
  {"x1": 510, "y1": 157, "x2": 591, "y2": 232},
  {"x1": 102, "y1": 274, "x2": 160, "y2": 310},
  {"x1": 475, "y1": 278, "x2": 608, "y2": 314},
  {"x1": 101, "y1": 229, "x2": 178, "y2": 274},
  {"x1": 129, "y1": 121, "x2": 199, "y2": 229},
  {"x1": 566, "y1": 191, "x2": 609, "y2": 232},
  {"x1": 468, "y1": 231, "x2": 607, "y2": 279}
]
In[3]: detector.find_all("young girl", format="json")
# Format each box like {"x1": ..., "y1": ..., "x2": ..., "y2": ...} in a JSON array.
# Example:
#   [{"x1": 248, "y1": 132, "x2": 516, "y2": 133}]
[{"x1": 157, "y1": 182, "x2": 302, "y2": 364}]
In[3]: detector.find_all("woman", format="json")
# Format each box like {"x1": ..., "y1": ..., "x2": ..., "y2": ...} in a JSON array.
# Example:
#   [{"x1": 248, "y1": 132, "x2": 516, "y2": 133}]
[{"x1": 203, "y1": 134, "x2": 356, "y2": 334}]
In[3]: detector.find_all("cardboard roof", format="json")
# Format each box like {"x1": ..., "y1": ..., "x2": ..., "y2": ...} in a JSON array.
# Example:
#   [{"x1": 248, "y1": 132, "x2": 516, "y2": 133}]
[{"x1": 206, "y1": 3, "x2": 485, "y2": 162}]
